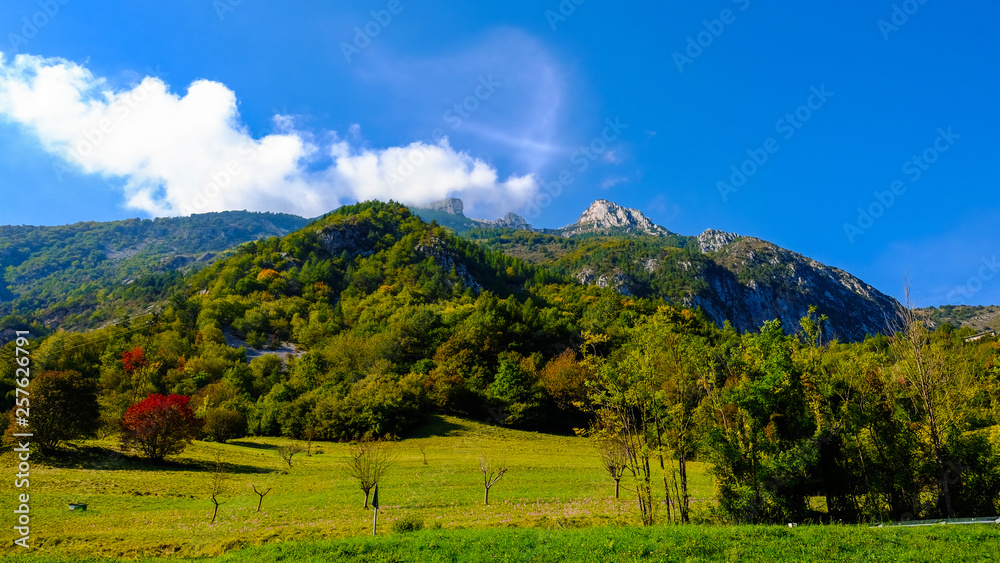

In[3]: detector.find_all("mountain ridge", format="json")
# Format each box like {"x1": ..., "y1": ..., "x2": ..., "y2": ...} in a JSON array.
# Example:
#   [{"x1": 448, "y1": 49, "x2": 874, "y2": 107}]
[
  {"x1": 0, "y1": 211, "x2": 312, "y2": 328},
  {"x1": 0, "y1": 198, "x2": 931, "y2": 341}
]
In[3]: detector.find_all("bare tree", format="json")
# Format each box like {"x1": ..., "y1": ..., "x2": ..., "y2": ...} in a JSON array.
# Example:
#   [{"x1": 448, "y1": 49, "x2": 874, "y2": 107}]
[
  {"x1": 209, "y1": 456, "x2": 227, "y2": 524},
  {"x1": 890, "y1": 283, "x2": 971, "y2": 518},
  {"x1": 478, "y1": 455, "x2": 509, "y2": 505},
  {"x1": 304, "y1": 425, "x2": 318, "y2": 456},
  {"x1": 250, "y1": 483, "x2": 272, "y2": 513},
  {"x1": 596, "y1": 436, "x2": 628, "y2": 499},
  {"x1": 276, "y1": 444, "x2": 304, "y2": 468},
  {"x1": 346, "y1": 440, "x2": 393, "y2": 509}
]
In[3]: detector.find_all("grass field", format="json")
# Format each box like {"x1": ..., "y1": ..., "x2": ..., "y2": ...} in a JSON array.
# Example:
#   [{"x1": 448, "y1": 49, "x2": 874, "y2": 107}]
[
  {"x1": 0, "y1": 415, "x2": 715, "y2": 559},
  {"x1": 6, "y1": 521, "x2": 1000, "y2": 562},
  {"x1": 3, "y1": 415, "x2": 998, "y2": 562}
]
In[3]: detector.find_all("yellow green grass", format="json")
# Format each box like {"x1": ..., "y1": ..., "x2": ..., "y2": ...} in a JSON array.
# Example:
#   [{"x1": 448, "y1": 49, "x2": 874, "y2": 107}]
[
  {"x1": 0, "y1": 415, "x2": 715, "y2": 559},
  {"x1": 3, "y1": 416, "x2": 999, "y2": 561}
]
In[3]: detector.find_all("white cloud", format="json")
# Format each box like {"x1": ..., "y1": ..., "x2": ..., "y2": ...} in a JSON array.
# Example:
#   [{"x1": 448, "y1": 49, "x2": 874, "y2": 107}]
[
  {"x1": 0, "y1": 52, "x2": 538, "y2": 219},
  {"x1": 601, "y1": 176, "x2": 629, "y2": 190},
  {"x1": 602, "y1": 150, "x2": 622, "y2": 164}
]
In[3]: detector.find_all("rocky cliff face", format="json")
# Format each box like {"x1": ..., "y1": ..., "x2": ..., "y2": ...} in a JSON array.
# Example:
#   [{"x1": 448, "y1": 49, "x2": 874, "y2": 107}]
[
  {"x1": 409, "y1": 199, "x2": 532, "y2": 232},
  {"x1": 557, "y1": 199, "x2": 671, "y2": 237},
  {"x1": 425, "y1": 198, "x2": 465, "y2": 216},
  {"x1": 685, "y1": 237, "x2": 904, "y2": 341},
  {"x1": 550, "y1": 202, "x2": 903, "y2": 341},
  {"x1": 698, "y1": 229, "x2": 741, "y2": 253},
  {"x1": 414, "y1": 235, "x2": 484, "y2": 293},
  {"x1": 474, "y1": 212, "x2": 532, "y2": 230}
]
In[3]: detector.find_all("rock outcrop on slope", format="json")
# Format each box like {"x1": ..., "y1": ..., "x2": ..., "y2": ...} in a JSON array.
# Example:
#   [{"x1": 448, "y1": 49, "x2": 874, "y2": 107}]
[
  {"x1": 697, "y1": 229, "x2": 741, "y2": 253},
  {"x1": 686, "y1": 236, "x2": 904, "y2": 342},
  {"x1": 556, "y1": 199, "x2": 672, "y2": 237},
  {"x1": 409, "y1": 199, "x2": 533, "y2": 233}
]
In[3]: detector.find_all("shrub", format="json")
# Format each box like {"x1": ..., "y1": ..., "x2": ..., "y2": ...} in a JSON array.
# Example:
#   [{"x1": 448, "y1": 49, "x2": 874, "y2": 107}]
[
  {"x1": 203, "y1": 408, "x2": 247, "y2": 443},
  {"x1": 4, "y1": 370, "x2": 99, "y2": 452},
  {"x1": 392, "y1": 514, "x2": 424, "y2": 533}
]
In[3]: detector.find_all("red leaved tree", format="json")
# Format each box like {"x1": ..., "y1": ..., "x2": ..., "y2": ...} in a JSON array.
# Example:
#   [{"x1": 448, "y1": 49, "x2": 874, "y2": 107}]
[
  {"x1": 121, "y1": 394, "x2": 202, "y2": 462},
  {"x1": 122, "y1": 346, "x2": 146, "y2": 374}
]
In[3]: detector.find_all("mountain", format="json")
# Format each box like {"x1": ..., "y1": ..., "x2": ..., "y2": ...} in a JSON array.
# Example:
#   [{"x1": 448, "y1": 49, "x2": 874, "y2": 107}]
[
  {"x1": 463, "y1": 200, "x2": 904, "y2": 342},
  {"x1": 546, "y1": 199, "x2": 673, "y2": 237},
  {"x1": 409, "y1": 198, "x2": 532, "y2": 233},
  {"x1": 917, "y1": 305, "x2": 1000, "y2": 333},
  {"x1": 1, "y1": 197, "x2": 908, "y2": 341},
  {"x1": 689, "y1": 235, "x2": 903, "y2": 342},
  {"x1": 0, "y1": 211, "x2": 312, "y2": 328}
]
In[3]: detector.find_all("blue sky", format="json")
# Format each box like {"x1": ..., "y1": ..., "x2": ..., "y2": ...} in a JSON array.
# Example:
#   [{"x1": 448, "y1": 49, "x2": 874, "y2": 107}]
[{"x1": 0, "y1": 0, "x2": 997, "y2": 307}]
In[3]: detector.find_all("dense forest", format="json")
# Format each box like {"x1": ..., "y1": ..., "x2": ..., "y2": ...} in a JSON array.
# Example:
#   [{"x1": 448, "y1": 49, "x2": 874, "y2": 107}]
[
  {"x1": 3, "y1": 201, "x2": 999, "y2": 525},
  {"x1": 0, "y1": 211, "x2": 310, "y2": 330}
]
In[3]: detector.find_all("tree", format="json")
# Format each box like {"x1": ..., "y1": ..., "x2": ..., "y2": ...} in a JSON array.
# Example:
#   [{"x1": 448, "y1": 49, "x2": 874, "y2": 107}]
[
  {"x1": 582, "y1": 330, "x2": 658, "y2": 525},
  {"x1": 304, "y1": 424, "x2": 318, "y2": 456},
  {"x1": 890, "y1": 289, "x2": 976, "y2": 518},
  {"x1": 120, "y1": 394, "x2": 202, "y2": 462},
  {"x1": 596, "y1": 435, "x2": 628, "y2": 499},
  {"x1": 624, "y1": 308, "x2": 713, "y2": 523},
  {"x1": 346, "y1": 440, "x2": 393, "y2": 508},
  {"x1": 703, "y1": 320, "x2": 817, "y2": 524},
  {"x1": 209, "y1": 455, "x2": 227, "y2": 524},
  {"x1": 121, "y1": 346, "x2": 161, "y2": 407},
  {"x1": 9, "y1": 370, "x2": 100, "y2": 452},
  {"x1": 250, "y1": 482, "x2": 272, "y2": 513},
  {"x1": 539, "y1": 349, "x2": 590, "y2": 411},
  {"x1": 490, "y1": 353, "x2": 544, "y2": 426},
  {"x1": 479, "y1": 454, "x2": 509, "y2": 505},
  {"x1": 203, "y1": 408, "x2": 247, "y2": 443},
  {"x1": 276, "y1": 444, "x2": 304, "y2": 468}
]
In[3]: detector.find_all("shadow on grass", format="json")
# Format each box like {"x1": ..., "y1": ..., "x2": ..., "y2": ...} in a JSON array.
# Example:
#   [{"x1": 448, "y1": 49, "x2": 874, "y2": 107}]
[
  {"x1": 403, "y1": 414, "x2": 466, "y2": 439},
  {"x1": 404, "y1": 413, "x2": 584, "y2": 439},
  {"x1": 227, "y1": 439, "x2": 280, "y2": 451},
  {"x1": 38, "y1": 444, "x2": 270, "y2": 475}
]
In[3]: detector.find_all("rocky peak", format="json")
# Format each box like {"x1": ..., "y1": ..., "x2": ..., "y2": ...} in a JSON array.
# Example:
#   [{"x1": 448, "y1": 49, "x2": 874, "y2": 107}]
[
  {"x1": 476, "y1": 212, "x2": 532, "y2": 230},
  {"x1": 410, "y1": 198, "x2": 533, "y2": 232},
  {"x1": 698, "y1": 229, "x2": 741, "y2": 254},
  {"x1": 425, "y1": 198, "x2": 465, "y2": 216},
  {"x1": 563, "y1": 200, "x2": 669, "y2": 236}
]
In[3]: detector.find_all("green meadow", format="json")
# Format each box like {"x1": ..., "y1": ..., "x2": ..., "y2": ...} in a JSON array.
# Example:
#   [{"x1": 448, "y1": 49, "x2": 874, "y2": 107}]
[
  {"x1": 3, "y1": 415, "x2": 998, "y2": 562},
  {"x1": 0, "y1": 415, "x2": 708, "y2": 559}
]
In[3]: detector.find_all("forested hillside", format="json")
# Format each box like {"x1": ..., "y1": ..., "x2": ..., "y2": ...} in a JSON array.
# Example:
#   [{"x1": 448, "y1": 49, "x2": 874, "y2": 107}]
[
  {"x1": 466, "y1": 225, "x2": 903, "y2": 342},
  {"x1": 918, "y1": 305, "x2": 1000, "y2": 333},
  {"x1": 0, "y1": 198, "x2": 907, "y2": 343},
  {"x1": 0, "y1": 211, "x2": 311, "y2": 330}
]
